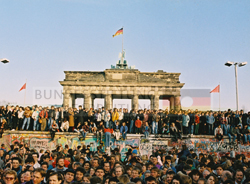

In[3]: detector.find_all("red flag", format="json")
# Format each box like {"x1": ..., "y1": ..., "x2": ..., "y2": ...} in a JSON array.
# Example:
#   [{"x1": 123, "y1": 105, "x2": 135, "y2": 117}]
[
  {"x1": 210, "y1": 85, "x2": 220, "y2": 93},
  {"x1": 19, "y1": 83, "x2": 26, "y2": 92}
]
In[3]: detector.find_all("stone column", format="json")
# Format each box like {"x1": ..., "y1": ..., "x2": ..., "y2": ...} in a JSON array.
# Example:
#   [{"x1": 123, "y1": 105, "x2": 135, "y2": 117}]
[
  {"x1": 72, "y1": 94, "x2": 76, "y2": 108},
  {"x1": 170, "y1": 96, "x2": 175, "y2": 110},
  {"x1": 153, "y1": 95, "x2": 159, "y2": 110},
  {"x1": 63, "y1": 93, "x2": 72, "y2": 108},
  {"x1": 104, "y1": 94, "x2": 113, "y2": 110},
  {"x1": 91, "y1": 95, "x2": 95, "y2": 109},
  {"x1": 150, "y1": 96, "x2": 154, "y2": 110},
  {"x1": 84, "y1": 93, "x2": 92, "y2": 110},
  {"x1": 131, "y1": 95, "x2": 139, "y2": 110},
  {"x1": 174, "y1": 96, "x2": 181, "y2": 111}
]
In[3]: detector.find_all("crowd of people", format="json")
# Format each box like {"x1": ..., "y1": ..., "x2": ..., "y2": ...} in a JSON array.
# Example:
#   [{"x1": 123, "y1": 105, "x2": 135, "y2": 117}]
[
  {"x1": 0, "y1": 105, "x2": 250, "y2": 144},
  {"x1": 0, "y1": 141, "x2": 249, "y2": 184},
  {"x1": 0, "y1": 105, "x2": 250, "y2": 184}
]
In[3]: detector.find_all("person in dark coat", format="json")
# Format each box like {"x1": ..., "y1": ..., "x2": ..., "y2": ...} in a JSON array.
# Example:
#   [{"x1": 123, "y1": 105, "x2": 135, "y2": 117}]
[
  {"x1": 77, "y1": 105, "x2": 84, "y2": 125},
  {"x1": 170, "y1": 122, "x2": 182, "y2": 142},
  {"x1": 178, "y1": 144, "x2": 192, "y2": 158},
  {"x1": 199, "y1": 112, "x2": 207, "y2": 135}
]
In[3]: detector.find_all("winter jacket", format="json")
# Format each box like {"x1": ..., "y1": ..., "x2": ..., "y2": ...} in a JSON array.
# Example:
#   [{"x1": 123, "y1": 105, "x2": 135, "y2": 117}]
[
  {"x1": 112, "y1": 112, "x2": 119, "y2": 122},
  {"x1": 104, "y1": 128, "x2": 113, "y2": 134},
  {"x1": 195, "y1": 115, "x2": 200, "y2": 124},
  {"x1": 207, "y1": 115, "x2": 215, "y2": 124},
  {"x1": 39, "y1": 110, "x2": 48, "y2": 119},
  {"x1": 24, "y1": 110, "x2": 32, "y2": 118},
  {"x1": 120, "y1": 125, "x2": 128, "y2": 133},
  {"x1": 135, "y1": 119, "x2": 142, "y2": 128},
  {"x1": 214, "y1": 127, "x2": 223, "y2": 136},
  {"x1": 182, "y1": 115, "x2": 190, "y2": 127},
  {"x1": 230, "y1": 127, "x2": 240, "y2": 135},
  {"x1": 32, "y1": 111, "x2": 40, "y2": 120},
  {"x1": 104, "y1": 112, "x2": 110, "y2": 122},
  {"x1": 118, "y1": 112, "x2": 124, "y2": 121},
  {"x1": 130, "y1": 112, "x2": 137, "y2": 121}
]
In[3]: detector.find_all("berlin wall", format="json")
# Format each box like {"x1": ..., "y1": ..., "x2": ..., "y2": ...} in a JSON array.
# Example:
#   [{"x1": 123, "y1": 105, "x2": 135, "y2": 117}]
[{"x1": 1, "y1": 131, "x2": 249, "y2": 160}]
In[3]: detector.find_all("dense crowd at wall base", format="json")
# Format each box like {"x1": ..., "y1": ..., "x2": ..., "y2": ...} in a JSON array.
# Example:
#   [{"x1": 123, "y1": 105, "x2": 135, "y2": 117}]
[{"x1": 0, "y1": 131, "x2": 249, "y2": 160}]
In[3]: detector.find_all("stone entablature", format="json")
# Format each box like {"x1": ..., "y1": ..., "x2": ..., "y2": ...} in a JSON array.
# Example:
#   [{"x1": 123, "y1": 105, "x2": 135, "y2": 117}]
[
  {"x1": 60, "y1": 69, "x2": 184, "y2": 110},
  {"x1": 63, "y1": 69, "x2": 181, "y2": 83}
]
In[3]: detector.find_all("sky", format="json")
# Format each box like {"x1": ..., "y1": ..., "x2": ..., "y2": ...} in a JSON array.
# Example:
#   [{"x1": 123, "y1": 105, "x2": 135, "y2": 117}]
[{"x1": 0, "y1": 0, "x2": 250, "y2": 111}]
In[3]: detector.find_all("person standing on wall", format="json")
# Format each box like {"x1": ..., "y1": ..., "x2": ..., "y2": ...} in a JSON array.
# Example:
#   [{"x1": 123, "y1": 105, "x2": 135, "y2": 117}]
[
  {"x1": 39, "y1": 107, "x2": 48, "y2": 131},
  {"x1": 104, "y1": 127, "x2": 113, "y2": 151},
  {"x1": 47, "y1": 106, "x2": 55, "y2": 131},
  {"x1": 207, "y1": 112, "x2": 215, "y2": 135},
  {"x1": 129, "y1": 109, "x2": 136, "y2": 134},
  {"x1": 112, "y1": 108, "x2": 119, "y2": 129},
  {"x1": 68, "y1": 108, "x2": 74, "y2": 132},
  {"x1": 120, "y1": 122, "x2": 128, "y2": 140},
  {"x1": 22, "y1": 107, "x2": 32, "y2": 131}
]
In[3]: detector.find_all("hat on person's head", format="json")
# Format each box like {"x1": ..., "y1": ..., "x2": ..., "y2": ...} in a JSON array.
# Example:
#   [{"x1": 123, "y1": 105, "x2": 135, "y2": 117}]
[
  {"x1": 180, "y1": 155, "x2": 187, "y2": 161},
  {"x1": 132, "y1": 149, "x2": 138, "y2": 155}
]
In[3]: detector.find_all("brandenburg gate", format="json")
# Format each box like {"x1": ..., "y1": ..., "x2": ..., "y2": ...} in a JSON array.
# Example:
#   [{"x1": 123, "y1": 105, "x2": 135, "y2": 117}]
[{"x1": 59, "y1": 67, "x2": 184, "y2": 110}]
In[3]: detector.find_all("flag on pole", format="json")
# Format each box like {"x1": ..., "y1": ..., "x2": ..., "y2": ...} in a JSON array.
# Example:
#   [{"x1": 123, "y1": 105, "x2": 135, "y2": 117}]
[
  {"x1": 19, "y1": 83, "x2": 26, "y2": 92},
  {"x1": 181, "y1": 89, "x2": 211, "y2": 110},
  {"x1": 112, "y1": 28, "x2": 123, "y2": 37},
  {"x1": 210, "y1": 85, "x2": 220, "y2": 93}
]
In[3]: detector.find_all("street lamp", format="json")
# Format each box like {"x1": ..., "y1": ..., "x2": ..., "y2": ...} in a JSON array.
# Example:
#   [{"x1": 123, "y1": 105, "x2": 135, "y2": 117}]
[
  {"x1": 1, "y1": 58, "x2": 9, "y2": 64},
  {"x1": 225, "y1": 61, "x2": 247, "y2": 110}
]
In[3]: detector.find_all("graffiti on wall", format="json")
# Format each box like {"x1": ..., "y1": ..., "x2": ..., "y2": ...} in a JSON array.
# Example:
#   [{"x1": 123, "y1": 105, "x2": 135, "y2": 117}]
[
  {"x1": 139, "y1": 138, "x2": 248, "y2": 158},
  {"x1": 30, "y1": 138, "x2": 55, "y2": 152},
  {"x1": 1, "y1": 132, "x2": 250, "y2": 158},
  {"x1": 0, "y1": 133, "x2": 103, "y2": 152},
  {"x1": 139, "y1": 143, "x2": 152, "y2": 157},
  {"x1": 111, "y1": 139, "x2": 139, "y2": 160}
]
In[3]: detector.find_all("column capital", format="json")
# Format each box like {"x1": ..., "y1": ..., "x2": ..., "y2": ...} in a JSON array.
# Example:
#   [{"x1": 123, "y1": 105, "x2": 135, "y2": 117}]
[{"x1": 84, "y1": 93, "x2": 91, "y2": 97}]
